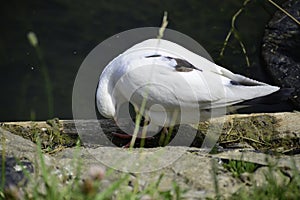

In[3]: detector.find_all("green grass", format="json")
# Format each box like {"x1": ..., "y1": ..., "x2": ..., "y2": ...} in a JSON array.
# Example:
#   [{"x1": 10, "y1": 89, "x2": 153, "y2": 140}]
[
  {"x1": 5, "y1": 3, "x2": 299, "y2": 200},
  {"x1": 223, "y1": 159, "x2": 259, "y2": 178},
  {"x1": 231, "y1": 164, "x2": 300, "y2": 200},
  {"x1": 27, "y1": 31, "x2": 54, "y2": 119},
  {"x1": 221, "y1": 157, "x2": 300, "y2": 200},
  {"x1": 0, "y1": 139, "x2": 184, "y2": 200},
  {"x1": 1, "y1": 134, "x2": 299, "y2": 199}
]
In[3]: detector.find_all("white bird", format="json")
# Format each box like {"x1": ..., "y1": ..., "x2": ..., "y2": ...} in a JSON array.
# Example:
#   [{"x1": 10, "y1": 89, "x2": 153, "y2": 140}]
[{"x1": 96, "y1": 39, "x2": 279, "y2": 136}]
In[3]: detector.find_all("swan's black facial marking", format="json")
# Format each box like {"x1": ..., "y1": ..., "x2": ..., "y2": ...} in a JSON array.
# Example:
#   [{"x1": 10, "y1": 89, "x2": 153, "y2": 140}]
[{"x1": 145, "y1": 54, "x2": 202, "y2": 72}]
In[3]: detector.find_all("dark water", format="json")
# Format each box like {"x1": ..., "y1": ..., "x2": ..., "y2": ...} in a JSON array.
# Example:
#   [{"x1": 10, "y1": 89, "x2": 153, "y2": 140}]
[{"x1": 0, "y1": 0, "x2": 287, "y2": 121}]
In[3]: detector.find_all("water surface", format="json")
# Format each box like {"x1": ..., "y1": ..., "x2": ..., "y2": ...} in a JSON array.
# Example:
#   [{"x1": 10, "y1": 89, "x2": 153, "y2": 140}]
[{"x1": 0, "y1": 0, "x2": 285, "y2": 121}]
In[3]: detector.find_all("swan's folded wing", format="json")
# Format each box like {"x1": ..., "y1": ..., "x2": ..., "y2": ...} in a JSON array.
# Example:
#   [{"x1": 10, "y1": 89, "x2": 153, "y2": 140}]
[{"x1": 114, "y1": 39, "x2": 279, "y2": 111}]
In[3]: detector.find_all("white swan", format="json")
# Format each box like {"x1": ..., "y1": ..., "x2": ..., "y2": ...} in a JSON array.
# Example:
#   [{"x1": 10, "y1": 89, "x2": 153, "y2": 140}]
[{"x1": 96, "y1": 39, "x2": 279, "y2": 130}]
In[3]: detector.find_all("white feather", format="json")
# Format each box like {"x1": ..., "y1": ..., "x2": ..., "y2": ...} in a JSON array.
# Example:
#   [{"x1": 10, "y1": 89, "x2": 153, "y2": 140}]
[{"x1": 96, "y1": 39, "x2": 279, "y2": 126}]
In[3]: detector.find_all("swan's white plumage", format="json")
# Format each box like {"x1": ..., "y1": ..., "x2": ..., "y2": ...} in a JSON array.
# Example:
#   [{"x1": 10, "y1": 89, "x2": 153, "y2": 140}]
[{"x1": 96, "y1": 39, "x2": 279, "y2": 126}]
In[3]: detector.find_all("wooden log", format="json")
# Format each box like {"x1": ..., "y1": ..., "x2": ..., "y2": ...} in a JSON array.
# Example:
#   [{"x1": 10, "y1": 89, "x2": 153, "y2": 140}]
[
  {"x1": 1, "y1": 112, "x2": 299, "y2": 150},
  {"x1": 1, "y1": 112, "x2": 299, "y2": 134}
]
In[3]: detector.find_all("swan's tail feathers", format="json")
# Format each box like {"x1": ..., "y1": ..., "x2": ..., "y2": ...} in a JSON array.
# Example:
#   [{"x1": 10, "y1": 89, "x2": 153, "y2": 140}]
[
  {"x1": 233, "y1": 88, "x2": 295, "y2": 113},
  {"x1": 242, "y1": 88, "x2": 294, "y2": 105}
]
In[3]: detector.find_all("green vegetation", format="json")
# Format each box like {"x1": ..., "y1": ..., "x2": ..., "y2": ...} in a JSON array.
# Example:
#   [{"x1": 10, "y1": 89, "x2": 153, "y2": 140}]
[
  {"x1": 0, "y1": 119, "x2": 78, "y2": 154},
  {"x1": 0, "y1": 140, "x2": 185, "y2": 200},
  {"x1": 223, "y1": 159, "x2": 259, "y2": 178},
  {"x1": 27, "y1": 32, "x2": 54, "y2": 119},
  {"x1": 219, "y1": 0, "x2": 251, "y2": 67},
  {"x1": 231, "y1": 164, "x2": 300, "y2": 200},
  {"x1": 1, "y1": 144, "x2": 299, "y2": 199},
  {"x1": 219, "y1": 0, "x2": 300, "y2": 68},
  {"x1": 1, "y1": 1, "x2": 299, "y2": 199}
]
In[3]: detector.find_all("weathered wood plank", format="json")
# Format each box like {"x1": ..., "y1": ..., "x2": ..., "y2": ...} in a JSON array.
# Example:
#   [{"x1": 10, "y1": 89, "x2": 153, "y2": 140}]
[
  {"x1": 1, "y1": 112, "x2": 299, "y2": 134},
  {"x1": 1, "y1": 112, "x2": 299, "y2": 150}
]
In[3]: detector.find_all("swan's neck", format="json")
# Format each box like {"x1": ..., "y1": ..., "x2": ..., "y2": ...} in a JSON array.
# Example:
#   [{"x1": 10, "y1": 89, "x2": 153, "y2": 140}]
[{"x1": 96, "y1": 67, "x2": 116, "y2": 118}]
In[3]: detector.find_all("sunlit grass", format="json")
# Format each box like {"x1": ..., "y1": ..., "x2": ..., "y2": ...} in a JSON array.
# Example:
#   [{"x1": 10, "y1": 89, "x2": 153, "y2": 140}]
[
  {"x1": 0, "y1": 139, "x2": 185, "y2": 200},
  {"x1": 129, "y1": 11, "x2": 169, "y2": 149},
  {"x1": 219, "y1": 0, "x2": 300, "y2": 68},
  {"x1": 231, "y1": 162, "x2": 300, "y2": 200},
  {"x1": 27, "y1": 31, "x2": 54, "y2": 119},
  {"x1": 223, "y1": 159, "x2": 259, "y2": 178},
  {"x1": 3, "y1": 2, "x2": 298, "y2": 200},
  {"x1": 219, "y1": 0, "x2": 251, "y2": 67},
  {"x1": 1, "y1": 134, "x2": 299, "y2": 199}
]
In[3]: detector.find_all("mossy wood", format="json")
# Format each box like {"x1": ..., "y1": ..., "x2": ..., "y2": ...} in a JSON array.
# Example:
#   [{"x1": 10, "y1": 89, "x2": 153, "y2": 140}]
[{"x1": 0, "y1": 112, "x2": 299, "y2": 153}]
